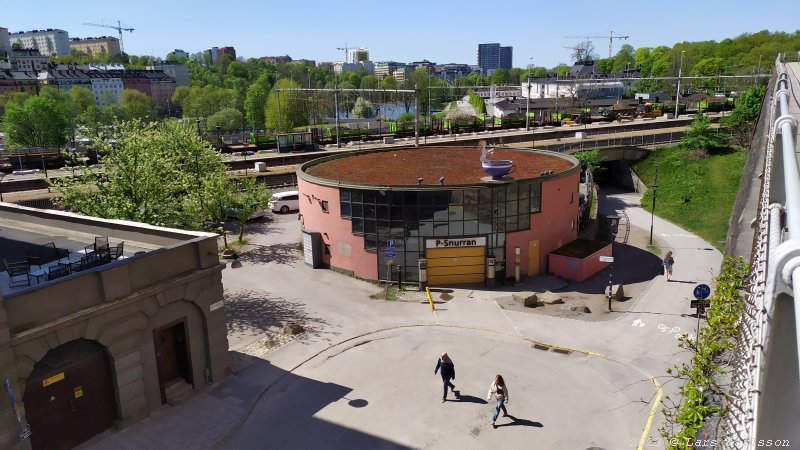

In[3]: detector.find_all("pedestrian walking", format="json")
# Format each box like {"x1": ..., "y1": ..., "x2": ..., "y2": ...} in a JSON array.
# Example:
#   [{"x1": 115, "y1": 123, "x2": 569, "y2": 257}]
[
  {"x1": 486, "y1": 374, "x2": 509, "y2": 428},
  {"x1": 434, "y1": 352, "x2": 457, "y2": 402},
  {"x1": 663, "y1": 251, "x2": 675, "y2": 281}
]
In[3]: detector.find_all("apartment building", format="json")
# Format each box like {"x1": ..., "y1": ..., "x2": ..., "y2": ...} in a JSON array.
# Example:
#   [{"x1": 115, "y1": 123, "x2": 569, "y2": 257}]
[
  {"x1": 69, "y1": 36, "x2": 121, "y2": 58},
  {"x1": 9, "y1": 29, "x2": 70, "y2": 56}
]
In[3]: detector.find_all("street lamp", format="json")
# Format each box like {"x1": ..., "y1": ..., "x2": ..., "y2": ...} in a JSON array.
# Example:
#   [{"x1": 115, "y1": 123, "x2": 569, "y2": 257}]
[
  {"x1": 674, "y1": 50, "x2": 685, "y2": 118},
  {"x1": 526, "y1": 57, "x2": 532, "y2": 131},
  {"x1": 649, "y1": 163, "x2": 661, "y2": 245}
]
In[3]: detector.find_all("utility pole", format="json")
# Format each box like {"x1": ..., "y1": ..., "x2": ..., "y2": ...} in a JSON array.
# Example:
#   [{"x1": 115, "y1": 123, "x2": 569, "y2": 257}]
[
  {"x1": 526, "y1": 57, "x2": 532, "y2": 131},
  {"x1": 674, "y1": 51, "x2": 685, "y2": 118},
  {"x1": 334, "y1": 75, "x2": 340, "y2": 147},
  {"x1": 414, "y1": 84, "x2": 420, "y2": 147}
]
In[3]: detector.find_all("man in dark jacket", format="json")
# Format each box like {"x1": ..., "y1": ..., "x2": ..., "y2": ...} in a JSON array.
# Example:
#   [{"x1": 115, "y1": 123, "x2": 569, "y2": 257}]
[{"x1": 434, "y1": 352, "x2": 458, "y2": 402}]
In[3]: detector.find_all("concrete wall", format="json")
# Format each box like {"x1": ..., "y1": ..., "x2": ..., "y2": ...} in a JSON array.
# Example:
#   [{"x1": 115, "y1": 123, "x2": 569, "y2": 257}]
[{"x1": 297, "y1": 178, "x2": 377, "y2": 279}]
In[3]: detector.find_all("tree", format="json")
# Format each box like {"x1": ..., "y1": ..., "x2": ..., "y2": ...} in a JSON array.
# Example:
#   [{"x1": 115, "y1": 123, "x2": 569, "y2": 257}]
[
  {"x1": 207, "y1": 107, "x2": 244, "y2": 131},
  {"x1": 244, "y1": 82, "x2": 268, "y2": 128},
  {"x1": 265, "y1": 78, "x2": 308, "y2": 130},
  {"x1": 120, "y1": 89, "x2": 155, "y2": 120},
  {"x1": 467, "y1": 90, "x2": 487, "y2": 115},
  {"x1": 182, "y1": 86, "x2": 233, "y2": 119},
  {"x1": 612, "y1": 44, "x2": 636, "y2": 73},
  {"x1": 359, "y1": 75, "x2": 380, "y2": 90},
  {"x1": 171, "y1": 86, "x2": 192, "y2": 108},
  {"x1": 52, "y1": 120, "x2": 227, "y2": 229},
  {"x1": 2, "y1": 95, "x2": 69, "y2": 149},
  {"x1": 230, "y1": 177, "x2": 271, "y2": 242},
  {"x1": 680, "y1": 113, "x2": 727, "y2": 156},
  {"x1": 721, "y1": 85, "x2": 766, "y2": 146},
  {"x1": 572, "y1": 41, "x2": 598, "y2": 63},
  {"x1": 572, "y1": 148, "x2": 607, "y2": 177},
  {"x1": 352, "y1": 96, "x2": 374, "y2": 118}
]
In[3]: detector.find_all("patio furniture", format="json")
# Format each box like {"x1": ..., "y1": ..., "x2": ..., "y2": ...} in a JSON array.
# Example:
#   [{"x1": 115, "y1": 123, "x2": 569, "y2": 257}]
[
  {"x1": 25, "y1": 243, "x2": 69, "y2": 268},
  {"x1": 46, "y1": 263, "x2": 71, "y2": 281},
  {"x1": 3, "y1": 258, "x2": 32, "y2": 288},
  {"x1": 70, "y1": 252, "x2": 102, "y2": 273},
  {"x1": 109, "y1": 242, "x2": 125, "y2": 260},
  {"x1": 95, "y1": 236, "x2": 109, "y2": 251}
]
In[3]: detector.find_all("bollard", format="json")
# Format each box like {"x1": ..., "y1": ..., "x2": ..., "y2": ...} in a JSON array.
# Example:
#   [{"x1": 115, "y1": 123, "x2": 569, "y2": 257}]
[
  {"x1": 514, "y1": 247, "x2": 521, "y2": 285},
  {"x1": 487, "y1": 256, "x2": 496, "y2": 288},
  {"x1": 397, "y1": 265, "x2": 403, "y2": 291}
]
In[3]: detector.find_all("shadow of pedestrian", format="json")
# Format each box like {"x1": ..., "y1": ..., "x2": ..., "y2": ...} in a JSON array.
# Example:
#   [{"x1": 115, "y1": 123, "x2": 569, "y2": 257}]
[
  {"x1": 495, "y1": 415, "x2": 543, "y2": 428},
  {"x1": 450, "y1": 393, "x2": 487, "y2": 404}
]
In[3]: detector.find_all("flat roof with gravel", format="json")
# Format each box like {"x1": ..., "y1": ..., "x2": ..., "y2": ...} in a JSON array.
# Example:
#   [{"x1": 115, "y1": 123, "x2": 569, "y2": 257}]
[{"x1": 303, "y1": 146, "x2": 577, "y2": 186}]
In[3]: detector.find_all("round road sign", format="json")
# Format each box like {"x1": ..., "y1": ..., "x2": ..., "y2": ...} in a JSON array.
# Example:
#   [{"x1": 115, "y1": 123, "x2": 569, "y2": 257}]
[{"x1": 693, "y1": 284, "x2": 711, "y2": 300}]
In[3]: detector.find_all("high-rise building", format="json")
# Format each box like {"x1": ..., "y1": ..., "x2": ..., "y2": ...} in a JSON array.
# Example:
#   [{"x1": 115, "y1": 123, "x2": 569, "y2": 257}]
[
  {"x1": 476, "y1": 43, "x2": 513, "y2": 74},
  {"x1": 346, "y1": 48, "x2": 369, "y2": 64},
  {"x1": 69, "y1": 36, "x2": 121, "y2": 58},
  {"x1": 0, "y1": 27, "x2": 11, "y2": 56},
  {"x1": 167, "y1": 49, "x2": 190, "y2": 60},
  {"x1": 9, "y1": 29, "x2": 70, "y2": 56}
]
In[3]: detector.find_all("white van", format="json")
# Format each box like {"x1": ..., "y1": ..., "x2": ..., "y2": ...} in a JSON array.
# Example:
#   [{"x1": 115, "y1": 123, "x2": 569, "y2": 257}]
[{"x1": 269, "y1": 191, "x2": 300, "y2": 213}]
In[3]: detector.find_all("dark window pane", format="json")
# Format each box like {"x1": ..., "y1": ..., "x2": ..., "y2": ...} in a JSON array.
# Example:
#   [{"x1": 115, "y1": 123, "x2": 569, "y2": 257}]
[
  {"x1": 419, "y1": 191, "x2": 434, "y2": 205},
  {"x1": 407, "y1": 222, "x2": 419, "y2": 236},
  {"x1": 365, "y1": 236, "x2": 377, "y2": 250},
  {"x1": 519, "y1": 214, "x2": 530, "y2": 230},
  {"x1": 352, "y1": 217, "x2": 364, "y2": 233},
  {"x1": 391, "y1": 205, "x2": 402, "y2": 218},
  {"x1": 363, "y1": 191, "x2": 375, "y2": 204},
  {"x1": 464, "y1": 204, "x2": 478, "y2": 221},
  {"x1": 390, "y1": 192, "x2": 403, "y2": 206},
  {"x1": 506, "y1": 200, "x2": 518, "y2": 216},
  {"x1": 495, "y1": 220, "x2": 506, "y2": 232},
  {"x1": 419, "y1": 206, "x2": 434, "y2": 222},
  {"x1": 405, "y1": 237, "x2": 420, "y2": 252},
  {"x1": 449, "y1": 205, "x2": 464, "y2": 221},
  {"x1": 352, "y1": 190, "x2": 363, "y2": 203},
  {"x1": 434, "y1": 223, "x2": 449, "y2": 236},
  {"x1": 493, "y1": 187, "x2": 506, "y2": 203},
  {"x1": 406, "y1": 207, "x2": 418, "y2": 221},
  {"x1": 464, "y1": 220, "x2": 478, "y2": 235},
  {"x1": 377, "y1": 220, "x2": 390, "y2": 236},
  {"x1": 340, "y1": 202, "x2": 352, "y2": 217},
  {"x1": 518, "y1": 183, "x2": 530, "y2": 199},
  {"x1": 377, "y1": 190, "x2": 389, "y2": 204},
  {"x1": 377, "y1": 204, "x2": 390, "y2": 219},
  {"x1": 364, "y1": 204, "x2": 376, "y2": 219},
  {"x1": 352, "y1": 203, "x2": 363, "y2": 218},
  {"x1": 506, "y1": 184, "x2": 518, "y2": 201},
  {"x1": 479, "y1": 188, "x2": 491, "y2": 205},
  {"x1": 450, "y1": 190, "x2": 463, "y2": 206},
  {"x1": 495, "y1": 203, "x2": 506, "y2": 217},
  {"x1": 449, "y1": 220, "x2": 464, "y2": 235},
  {"x1": 506, "y1": 215, "x2": 517, "y2": 231},
  {"x1": 519, "y1": 197, "x2": 531, "y2": 214},
  {"x1": 463, "y1": 189, "x2": 479, "y2": 205},
  {"x1": 364, "y1": 219, "x2": 376, "y2": 234},
  {"x1": 404, "y1": 191, "x2": 418, "y2": 206},
  {"x1": 433, "y1": 205, "x2": 449, "y2": 222},
  {"x1": 340, "y1": 190, "x2": 351, "y2": 202},
  {"x1": 478, "y1": 221, "x2": 492, "y2": 235},
  {"x1": 434, "y1": 192, "x2": 450, "y2": 207},
  {"x1": 478, "y1": 203, "x2": 492, "y2": 221}
]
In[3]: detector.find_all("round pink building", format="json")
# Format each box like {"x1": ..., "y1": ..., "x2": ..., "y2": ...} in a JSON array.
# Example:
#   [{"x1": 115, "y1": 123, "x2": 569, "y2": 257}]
[{"x1": 297, "y1": 146, "x2": 580, "y2": 286}]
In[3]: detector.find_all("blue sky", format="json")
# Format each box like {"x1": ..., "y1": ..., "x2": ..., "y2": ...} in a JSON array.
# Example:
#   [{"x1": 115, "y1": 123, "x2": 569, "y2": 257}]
[{"x1": 3, "y1": 0, "x2": 798, "y2": 68}]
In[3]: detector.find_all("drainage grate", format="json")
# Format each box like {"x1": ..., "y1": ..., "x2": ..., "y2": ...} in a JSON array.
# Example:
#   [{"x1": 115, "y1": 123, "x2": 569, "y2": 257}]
[
  {"x1": 552, "y1": 347, "x2": 572, "y2": 355},
  {"x1": 532, "y1": 343, "x2": 551, "y2": 351}
]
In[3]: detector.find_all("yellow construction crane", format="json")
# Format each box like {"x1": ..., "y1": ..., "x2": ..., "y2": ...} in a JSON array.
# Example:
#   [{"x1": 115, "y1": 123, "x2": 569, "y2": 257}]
[
  {"x1": 564, "y1": 31, "x2": 629, "y2": 58},
  {"x1": 82, "y1": 20, "x2": 134, "y2": 54}
]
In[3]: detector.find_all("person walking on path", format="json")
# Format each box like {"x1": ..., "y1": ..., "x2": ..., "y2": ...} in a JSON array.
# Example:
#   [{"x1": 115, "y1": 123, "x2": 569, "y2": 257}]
[
  {"x1": 486, "y1": 374, "x2": 509, "y2": 428},
  {"x1": 663, "y1": 251, "x2": 675, "y2": 281},
  {"x1": 434, "y1": 352, "x2": 457, "y2": 402}
]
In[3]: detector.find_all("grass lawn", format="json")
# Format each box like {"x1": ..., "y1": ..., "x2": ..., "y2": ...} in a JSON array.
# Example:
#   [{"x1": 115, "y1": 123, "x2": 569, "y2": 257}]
[{"x1": 633, "y1": 145, "x2": 747, "y2": 251}]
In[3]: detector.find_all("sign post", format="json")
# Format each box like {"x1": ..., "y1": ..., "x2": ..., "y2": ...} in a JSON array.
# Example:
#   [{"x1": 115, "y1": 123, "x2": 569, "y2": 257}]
[
  {"x1": 692, "y1": 283, "x2": 712, "y2": 335},
  {"x1": 385, "y1": 240, "x2": 396, "y2": 300}
]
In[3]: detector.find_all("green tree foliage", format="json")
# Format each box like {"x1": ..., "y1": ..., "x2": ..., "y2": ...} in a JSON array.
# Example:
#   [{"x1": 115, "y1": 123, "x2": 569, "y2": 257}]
[
  {"x1": 572, "y1": 148, "x2": 607, "y2": 177},
  {"x1": 264, "y1": 78, "x2": 307, "y2": 130},
  {"x1": 182, "y1": 86, "x2": 233, "y2": 119},
  {"x1": 467, "y1": 90, "x2": 487, "y2": 115},
  {"x1": 680, "y1": 113, "x2": 726, "y2": 156},
  {"x1": 352, "y1": 96, "x2": 374, "y2": 118},
  {"x1": 490, "y1": 68, "x2": 511, "y2": 85},
  {"x1": 2, "y1": 95, "x2": 69, "y2": 148},
  {"x1": 230, "y1": 177, "x2": 271, "y2": 242},
  {"x1": 359, "y1": 75, "x2": 380, "y2": 90},
  {"x1": 207, "y1": 107, "x2": 244, "y2": 130},
  {"x1": 612, "y1": 44, "x2": 636, "y2": 73},
  {"x1": 171, "y1": 86, "x2": 192, "y2": 108},
  {"x1": 120, "y1": 89, "x2": 155, "y2": 120},
  {"x1": 244, "y1": 82, "x2": 268, "y2": 128},
  {"x1": 53, "y1": 120, "x2": 226, "y2": 229},
  {"x1": 721, "y1": 85, "x2": 766, "y2": 146}
]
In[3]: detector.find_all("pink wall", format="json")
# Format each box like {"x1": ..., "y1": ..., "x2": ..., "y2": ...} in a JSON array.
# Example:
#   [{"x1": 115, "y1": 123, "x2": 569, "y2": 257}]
[
  {"x1": 505, "y1": 171, "x2": 580, "y2": 279},
  {"x1": 548, "y1": 242, "x2": 612, "y2": 282},
  {"x1": 298, "y1": 178, "x2": 378, "y2": 279}
]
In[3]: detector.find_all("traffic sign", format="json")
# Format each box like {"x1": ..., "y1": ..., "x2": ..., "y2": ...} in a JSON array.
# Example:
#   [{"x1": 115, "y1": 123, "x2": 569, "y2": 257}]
[
  {"x1": 385, "y1": 240, "x2": 396, "y2": 258},
  {"x1": 386, "y1": 258, "x2": 393, "y2": 265},
  {"x1": 387, "y1": 239, "x2": 396, "y2": 249},
  {"x1": 599, "y1": 256, "x2": 614, "y2": 263},
  {"x1": 693, "y1": 284, "x2": 711, "y2": 300}
]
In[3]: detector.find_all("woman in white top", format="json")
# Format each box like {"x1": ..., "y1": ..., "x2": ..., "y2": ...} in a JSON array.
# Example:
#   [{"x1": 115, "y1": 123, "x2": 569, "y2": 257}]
[{"x1": 486, "y1": 374, "x2": 509, "y2": 427}]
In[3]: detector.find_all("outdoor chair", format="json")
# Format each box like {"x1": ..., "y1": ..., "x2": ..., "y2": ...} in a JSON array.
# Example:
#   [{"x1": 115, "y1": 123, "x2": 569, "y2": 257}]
[
  {"x1": 3, "y1": 258, "x2": 31, "y2": 288},
  {"x1": 46, "y1": 263, "x2": 71, "y2": 281},
  {"x1": 109, "y1": 241, "x2": 125, "y2": 260},
  {"x1": 95, "y1": 236, "x2": 109, "y2": 251}
]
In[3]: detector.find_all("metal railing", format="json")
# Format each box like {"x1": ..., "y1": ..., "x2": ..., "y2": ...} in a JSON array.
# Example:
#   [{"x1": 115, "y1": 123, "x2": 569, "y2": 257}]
[{"x1": 718, "y1": 52, "x2": 800, "y2": 449}]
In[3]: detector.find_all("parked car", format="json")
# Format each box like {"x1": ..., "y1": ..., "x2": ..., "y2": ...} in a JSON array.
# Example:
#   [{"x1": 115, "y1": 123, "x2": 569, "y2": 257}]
[
  {"x1": 269, "y1": 191, "x2": 300, "y2": 213},
  {"x1": 225, "y1": 204, "x2": 267, "y2": 221}
]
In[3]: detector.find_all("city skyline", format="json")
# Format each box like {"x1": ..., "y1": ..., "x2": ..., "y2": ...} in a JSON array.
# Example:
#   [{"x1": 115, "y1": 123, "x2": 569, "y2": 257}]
[{"x1": 2, "y1": 0, "x2": 799, "y2": 68}]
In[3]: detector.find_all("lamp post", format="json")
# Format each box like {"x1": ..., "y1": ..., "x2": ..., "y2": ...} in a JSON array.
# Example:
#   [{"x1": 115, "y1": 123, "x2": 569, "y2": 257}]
[
  {"x1": 526, "y1": 57, "x2": 532, "y2": 131},
  {"x1": 674, "y1": 50, "x2": 685, "y2": 118},
  {"x1": 648, "y1": 163, "x2": 661, "y2": 245}
]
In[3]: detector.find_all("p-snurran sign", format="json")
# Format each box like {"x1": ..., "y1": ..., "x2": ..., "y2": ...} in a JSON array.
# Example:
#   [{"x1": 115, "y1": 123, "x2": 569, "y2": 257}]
[{"x1": 425, "y1": 237, "x2": 487, "y2": 248}]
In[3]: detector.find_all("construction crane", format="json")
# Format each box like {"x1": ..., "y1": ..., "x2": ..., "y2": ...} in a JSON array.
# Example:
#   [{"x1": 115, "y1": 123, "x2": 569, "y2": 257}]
[
  {"x1": 335, "y1": 43, "x2": 362, "y2": 62},
  {"x1": 82, "y1": 20, "x2": 134, "y2": 54},
  {"x1": 564, "y1": 31, "x2": 629, "y2": 58}
]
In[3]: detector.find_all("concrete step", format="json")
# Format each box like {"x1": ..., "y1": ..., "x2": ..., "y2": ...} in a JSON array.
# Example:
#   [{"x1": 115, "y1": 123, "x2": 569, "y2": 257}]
[{"x1": 164, "y1": 379, "x2": 195, "y2": 406}]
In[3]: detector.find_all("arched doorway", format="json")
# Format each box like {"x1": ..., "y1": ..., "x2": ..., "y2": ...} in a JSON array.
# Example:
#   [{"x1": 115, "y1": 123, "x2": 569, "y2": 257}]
[{"x1": 23, "y1": 339, "x2": 117, "y2": 450}]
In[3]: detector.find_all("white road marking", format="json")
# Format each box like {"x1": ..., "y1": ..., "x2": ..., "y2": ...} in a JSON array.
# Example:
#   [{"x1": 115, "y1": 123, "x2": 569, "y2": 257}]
[
  {"x1": 658, "y1": 324, "x2": 681, "y2": 334},
  {"x1": 631, "y1": 319, "x2": 645, "y2": 327}
]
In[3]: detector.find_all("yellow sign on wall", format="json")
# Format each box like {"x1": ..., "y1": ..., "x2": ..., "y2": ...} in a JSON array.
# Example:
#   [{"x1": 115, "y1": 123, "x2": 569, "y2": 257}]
[
  {"x1": 74, "y1": 386, "x2": 83, "y2": 398},
  {"x1": 42, "y1": 372, "x2": 65, "y2": 387}
]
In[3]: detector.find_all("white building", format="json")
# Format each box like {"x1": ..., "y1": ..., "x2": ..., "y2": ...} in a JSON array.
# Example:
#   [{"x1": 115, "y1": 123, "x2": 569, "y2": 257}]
[
  {"x1": 9, "y1": 29, "x2": 70, "y2": 56},
  {"x1": 88, "y1": 72, "x2": 124, "y2": 105},
  {"x1": 346, "y1": 48, "x2": 369, "y2": 64},
  {"x1": 522, "y1": 79, "x2": 575, "y2": 99},
  {"x1": 0, "y1": 27, "x2": 10, "y2": 55}
]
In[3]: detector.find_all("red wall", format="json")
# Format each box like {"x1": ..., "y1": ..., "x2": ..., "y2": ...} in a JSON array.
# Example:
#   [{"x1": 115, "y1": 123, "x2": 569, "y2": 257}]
[
  {"x1": 548, "y1": 242, "x2": 612, "y2": 282},
  {"x1": 297, "y1": 178, "x2": 378, "y2": 279},
  {"x1": 505, "y1": 171, "x2": 580, "y2": 279}
]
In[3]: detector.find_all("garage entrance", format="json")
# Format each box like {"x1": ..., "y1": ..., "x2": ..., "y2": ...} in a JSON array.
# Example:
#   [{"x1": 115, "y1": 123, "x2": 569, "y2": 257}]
[
  {"x1": 425, "y1": 237, "x2": 487, "y2": 285},
  {"x1": 23, "y1": 339, "x2": 117, "y2": 450}
]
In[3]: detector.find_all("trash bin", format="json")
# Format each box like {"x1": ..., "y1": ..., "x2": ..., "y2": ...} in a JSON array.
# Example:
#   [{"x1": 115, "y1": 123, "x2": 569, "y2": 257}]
[{"x1": 255, "y1": 162, "x2": 266, "y2": 172}]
